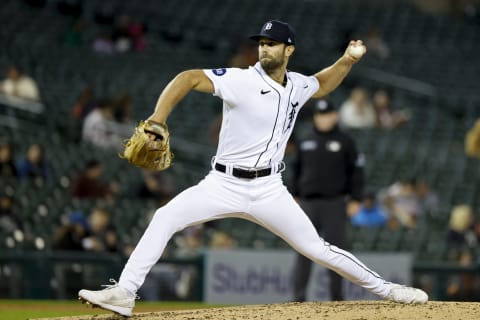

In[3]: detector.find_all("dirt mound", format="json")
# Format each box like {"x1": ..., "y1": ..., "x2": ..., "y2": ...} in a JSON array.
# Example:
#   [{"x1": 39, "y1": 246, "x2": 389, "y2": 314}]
[{"x1": 33, "y1": 301, "x2": 480, "y2": 320}]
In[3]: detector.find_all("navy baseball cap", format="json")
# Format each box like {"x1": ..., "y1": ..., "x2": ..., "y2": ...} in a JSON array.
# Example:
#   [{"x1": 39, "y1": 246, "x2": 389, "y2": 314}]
[
  {"x1": 314, "y1": 100, "x2": 336, "y2": 114},
  {"x1": 250, "y1": 20, "x2": 296, "y2": 45}
]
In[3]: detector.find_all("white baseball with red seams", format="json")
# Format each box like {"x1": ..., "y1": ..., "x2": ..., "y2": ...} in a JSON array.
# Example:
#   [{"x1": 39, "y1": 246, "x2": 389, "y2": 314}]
[{"x1": 117, "y1": 63, "x2": 394, "y2": 300}]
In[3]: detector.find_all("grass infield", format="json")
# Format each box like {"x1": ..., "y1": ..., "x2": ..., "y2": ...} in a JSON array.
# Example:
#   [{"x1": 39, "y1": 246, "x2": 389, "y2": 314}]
[{"x1": 0, "y1": 299, "x2": 224, "y2": 320}]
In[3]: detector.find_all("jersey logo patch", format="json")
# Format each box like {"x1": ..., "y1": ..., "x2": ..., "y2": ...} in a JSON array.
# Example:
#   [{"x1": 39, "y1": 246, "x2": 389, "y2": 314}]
[
  {"x1": 300, "y1": 140, "x2": 317, "y2": 151},
  {"x1": 326, "y1": 140, "x2": 342, "y2": 152},
  {"x1": 261, "y1": 89, "x2": 271, "y2": 95},
  {"x1": 212, "y1": 68, "x2": 227, "y2": 76}
]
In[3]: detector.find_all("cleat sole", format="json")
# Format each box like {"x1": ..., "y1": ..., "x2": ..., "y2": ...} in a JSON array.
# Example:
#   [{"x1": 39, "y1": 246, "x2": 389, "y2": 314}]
[{"x1": 78, "y1": 295, "x2": 131, "y2": 317}]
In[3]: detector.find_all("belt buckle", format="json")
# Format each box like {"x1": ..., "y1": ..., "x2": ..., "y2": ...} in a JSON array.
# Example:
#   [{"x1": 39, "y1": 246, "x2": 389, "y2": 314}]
[{"x1": 247, "y1": 168, "x2": 258, "y2": 179}]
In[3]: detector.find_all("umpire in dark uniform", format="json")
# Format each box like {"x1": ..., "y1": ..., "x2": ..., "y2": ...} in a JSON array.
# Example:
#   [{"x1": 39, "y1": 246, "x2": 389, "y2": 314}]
[{"x1": 292, "y1": 99, "x2": 364, "y2": 301}]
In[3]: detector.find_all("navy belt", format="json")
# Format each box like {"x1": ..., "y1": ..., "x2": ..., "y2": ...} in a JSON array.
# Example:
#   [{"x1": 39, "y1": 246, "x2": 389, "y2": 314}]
[{"x1": 215, "y1": 163, "x2": 272, "y2": 179}]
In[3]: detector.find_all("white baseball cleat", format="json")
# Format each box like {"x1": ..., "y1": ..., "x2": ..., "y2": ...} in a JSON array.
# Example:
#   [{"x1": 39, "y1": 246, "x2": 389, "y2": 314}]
[
  {"x1": 386, "y1": 284, "x2": 428, "y2": 304},
  {"x1": 78, "y1": 279, "x2": 136, "y2": 317}
]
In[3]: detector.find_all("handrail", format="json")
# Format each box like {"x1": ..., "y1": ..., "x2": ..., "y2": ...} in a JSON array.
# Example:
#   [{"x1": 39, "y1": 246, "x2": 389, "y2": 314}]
[
  {"x1": 413, "y1": 261, "x2": 480, "y2": 300},
  {"x1": 353, "y1": 66, "x2": 438, "y2": 98},
  {"x1": 413, "y1": 261, "x2": 480, "y2": 272},
  {"x1": 0, "y1": 93, "x2": 44, "y2": 114}
]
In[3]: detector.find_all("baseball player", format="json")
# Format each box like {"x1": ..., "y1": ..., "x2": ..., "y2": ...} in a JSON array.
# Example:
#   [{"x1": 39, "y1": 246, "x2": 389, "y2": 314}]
[{"x1": 79, "y1": 20, "x2": 428, "y2": 317}]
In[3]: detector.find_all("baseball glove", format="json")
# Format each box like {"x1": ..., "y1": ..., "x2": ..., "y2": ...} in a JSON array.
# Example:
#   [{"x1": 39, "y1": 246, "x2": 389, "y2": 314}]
[{"x1": 121, "y1": 120, "x2": 173, "y2": 170}]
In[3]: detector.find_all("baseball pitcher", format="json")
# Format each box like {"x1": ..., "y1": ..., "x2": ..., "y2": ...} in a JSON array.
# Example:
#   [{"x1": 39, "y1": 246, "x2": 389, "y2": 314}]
[{"x1": 79, "y1": 20, "x2": 428, "y2": 317}]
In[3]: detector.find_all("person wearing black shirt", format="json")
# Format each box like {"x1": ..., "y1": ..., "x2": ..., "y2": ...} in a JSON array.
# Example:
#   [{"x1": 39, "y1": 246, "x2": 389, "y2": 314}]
[{"x1": 292, "y1": 99, "x2": 364, "y2": 301}]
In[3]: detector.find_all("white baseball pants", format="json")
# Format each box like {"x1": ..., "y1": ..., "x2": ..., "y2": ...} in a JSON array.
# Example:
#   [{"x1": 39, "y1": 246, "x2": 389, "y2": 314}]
[{"x1": 119, "y1": 170, "x2": 393, "y2": 298}]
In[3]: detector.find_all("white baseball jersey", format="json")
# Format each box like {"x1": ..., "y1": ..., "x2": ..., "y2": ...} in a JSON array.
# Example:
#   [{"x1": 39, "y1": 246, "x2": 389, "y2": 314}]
[{"x1": 204, "y1": 62, "x2": 319, "y2": 168}]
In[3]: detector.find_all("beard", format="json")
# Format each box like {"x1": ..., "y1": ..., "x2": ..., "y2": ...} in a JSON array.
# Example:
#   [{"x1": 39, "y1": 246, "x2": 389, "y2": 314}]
[{"x1": 259, "y1": 54, "x2": 285, "y2": 73}]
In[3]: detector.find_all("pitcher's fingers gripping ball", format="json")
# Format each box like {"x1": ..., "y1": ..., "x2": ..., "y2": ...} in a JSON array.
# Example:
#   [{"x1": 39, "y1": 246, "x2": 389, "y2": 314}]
[
  {"x1": 121, "y1": 120, "x2": 173, "y2": 170},
  {"x1": 346, "y1": 40, "x2": 367, "y2": 61}
]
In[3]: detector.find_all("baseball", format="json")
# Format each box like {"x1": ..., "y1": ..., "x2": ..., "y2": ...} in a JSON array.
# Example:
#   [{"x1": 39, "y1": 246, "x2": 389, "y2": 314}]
[{"x1": 348, "y1": 45, "x2": 366, "y2": 59}]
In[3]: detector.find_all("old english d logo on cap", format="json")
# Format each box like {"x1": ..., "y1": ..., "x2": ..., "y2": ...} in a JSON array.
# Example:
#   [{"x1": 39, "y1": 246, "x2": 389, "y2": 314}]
[{"x1": 250, "y1": 20, "x2": 296, "y2": 45}]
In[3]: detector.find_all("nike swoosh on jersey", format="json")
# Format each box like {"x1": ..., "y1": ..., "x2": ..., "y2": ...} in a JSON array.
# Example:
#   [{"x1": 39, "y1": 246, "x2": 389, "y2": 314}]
[{"x1": 261, "y1": 89, "x2": 271, "y2": 95}]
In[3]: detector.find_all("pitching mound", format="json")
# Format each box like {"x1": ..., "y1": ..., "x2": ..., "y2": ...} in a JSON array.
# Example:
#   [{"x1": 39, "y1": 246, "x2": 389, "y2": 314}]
[{"x1": 34, "y1": 301, "x2": 480, "y2": 320}]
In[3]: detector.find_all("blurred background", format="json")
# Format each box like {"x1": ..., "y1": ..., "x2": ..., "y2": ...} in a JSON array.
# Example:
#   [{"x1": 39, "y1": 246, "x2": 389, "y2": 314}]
[{"x1": 1, "y1": 0, "x2": 480, "y2": 304}]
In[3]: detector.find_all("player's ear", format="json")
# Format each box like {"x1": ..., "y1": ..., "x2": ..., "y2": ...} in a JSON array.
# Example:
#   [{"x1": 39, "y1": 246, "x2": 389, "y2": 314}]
[
  {"x1": 332, "y1": 112, "x2": 339, "y2": 123},
  {"x1": 285, "y1": 45, "x2": 295, "y2": 57}
]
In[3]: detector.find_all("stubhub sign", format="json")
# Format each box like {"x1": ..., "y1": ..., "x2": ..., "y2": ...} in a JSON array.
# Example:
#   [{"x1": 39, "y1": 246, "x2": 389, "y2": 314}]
[{"x1": 203, "y1": 249, "x2": 412, "y2": 304}]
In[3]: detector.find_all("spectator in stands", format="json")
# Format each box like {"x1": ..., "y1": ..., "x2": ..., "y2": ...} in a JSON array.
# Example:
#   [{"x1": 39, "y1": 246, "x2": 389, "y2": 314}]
[
  {"x1": 128, "y1": 20, "x2": 147, "y2": 52},
  {"x1": 372, "y1": 89, "x2": 410, "y2": 130},
  {"x1": 0, "y1": 194, "x2": 23, "y2": 234},
  {"x1": 174, "y1": 225, "x2": 204, "y2": 258},
  {"x1": 81, "y1": 99, "x2": 123, "y2": 149},
  {"x1": 109, "y1": 14, "x2": 147, "y2": 53},
  {"x1": 82, "y1": 207, "x2": 118, "y2": 253},
  {"x1": 52, "y1": 210, "x2": 88, "y2": 251},
  {"x1": 72, "y1": 86, "x2": 96, "y2": 119},
  {"x1": 351, "y1": 192, "x2": 388, "y2": 227},
  {"x1": 364, "y1": 27, "x2": 390, "y2": 60},
  {"x1": 415, "y1": 179, "x2": 439, "y2": 217},
  {"x1": 0, "y1": 140, "x2": 18, "y2": 179},
  {"x1": 113, "y1": 15, "x2": 133, "y2": 52},
  {"x1": 64, "y1": 19, "x2": 84, "y2": 46},
  {"x1": 111, "y1": 92, "x2": 133, "y2": 123},
  {"x1": 17, "y1": 143, "x2": 51, "y2": 182},
  {"x1": 0, "y1": 64, "x2": 40, "y2": 101},
  {"x1": 447, "y1": 205, "x2": 475, "y2": 246},
  {"x1": 92, "y1": 32, "x2": 114, "y2": 54},
  {"x1": 209, "y1": 230, "x2": 235, "y2": 249},
  {"x1": 137, "y1": 169, "x2": 175, "y2": 206},
  {"x1": 382, "y1": 179, "x2": 421, "y2": 228},
  {"x1": 71, "y1": 160, "x2": 118, "y2": 200},
  {"x1": 445, "y1": 204, "x2": 479, "y2": 300},
  {"x1": 339, "y1": 87, "x2": 376, "y2": 129},
  {"x1": 465, "y1": 119, "x2": 480, "y2": 158}
]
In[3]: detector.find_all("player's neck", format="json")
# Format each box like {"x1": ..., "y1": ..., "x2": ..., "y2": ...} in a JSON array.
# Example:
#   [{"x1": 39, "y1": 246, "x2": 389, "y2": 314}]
[{"x1": 266, "y1": 67, "x2": 287, "y2": 87}]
